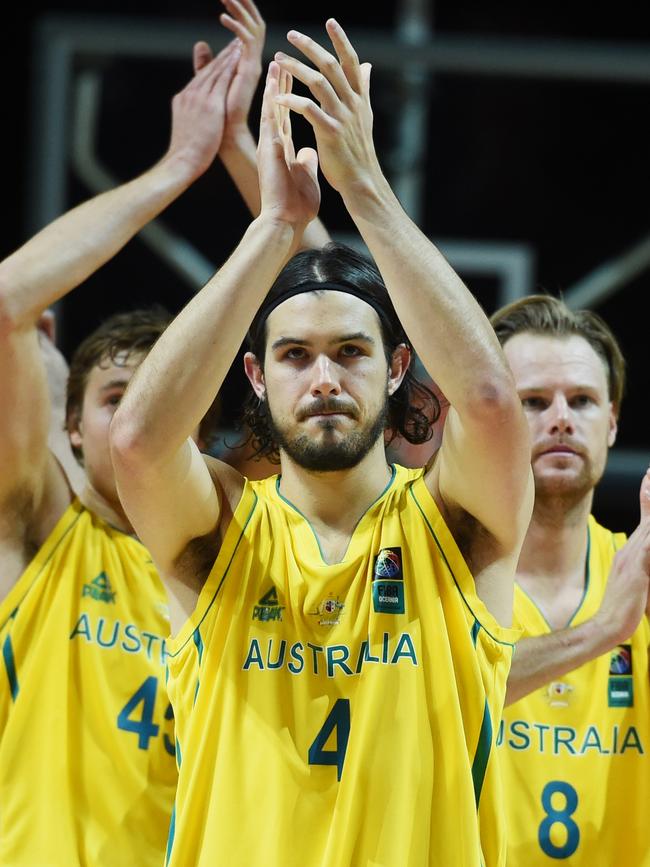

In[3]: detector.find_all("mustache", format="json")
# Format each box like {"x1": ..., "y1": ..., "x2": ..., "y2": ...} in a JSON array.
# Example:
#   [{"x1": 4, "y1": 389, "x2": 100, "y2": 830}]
[
  {"x1": 297, "y1": 397, "x2": 359, "y2": 422},
  {"x1": 535, "y1": 437, "x2": 582, "y2": 456}
]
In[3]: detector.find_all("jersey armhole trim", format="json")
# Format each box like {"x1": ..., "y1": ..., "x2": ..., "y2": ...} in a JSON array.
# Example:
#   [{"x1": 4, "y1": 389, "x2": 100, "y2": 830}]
[
  {"x1": 166, "y1": 489, "x2": 259, "y2": 656},
  {"x1": 409, "y1": 480, "x2": 518, "y2": 648},
  {"x1": 0, "y1": 499, "x2": 83, "y2": 630}
]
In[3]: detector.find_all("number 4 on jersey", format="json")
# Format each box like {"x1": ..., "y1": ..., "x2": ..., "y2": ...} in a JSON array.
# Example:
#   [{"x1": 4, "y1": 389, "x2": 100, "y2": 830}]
[
  {"x1": 117, "y1": 675, "x2": 175, "y2": 756},
  {"x1": 308, "y1": 699, "x2": 350, "y2": 781}
]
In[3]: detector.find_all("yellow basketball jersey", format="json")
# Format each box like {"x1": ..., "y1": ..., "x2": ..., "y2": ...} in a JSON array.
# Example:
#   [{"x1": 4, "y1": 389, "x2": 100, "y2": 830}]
[
  {"x1": 0, "y1": 499, "x2": 176, "y2": 866},
  {"x1": 166, "y1": 464, "x2": 519, "y2": 866},
  {"x1": 498, "y1": 515, "x2": 650, "y2": 866}
]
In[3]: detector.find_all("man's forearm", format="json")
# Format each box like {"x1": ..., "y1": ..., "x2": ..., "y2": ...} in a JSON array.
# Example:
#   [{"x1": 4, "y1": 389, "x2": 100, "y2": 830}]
[
  {"x1": 0, "y1": 155, "x2": 196, "y2": 329},
  {"x1": 113, "y1": 214, "x2": 303, "y2": 463},
  {"x1": 344, "y1": 178, "x2": 512, "y2": 414},
  {"x1": 506, "y1": 617, "x2": 616, "y2": 706}
]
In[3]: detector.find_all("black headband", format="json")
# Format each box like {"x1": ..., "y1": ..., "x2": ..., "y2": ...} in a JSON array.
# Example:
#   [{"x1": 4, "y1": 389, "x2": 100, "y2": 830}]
[{"x1": 254, "y1": 280, "x2": 395, "y2": 334}]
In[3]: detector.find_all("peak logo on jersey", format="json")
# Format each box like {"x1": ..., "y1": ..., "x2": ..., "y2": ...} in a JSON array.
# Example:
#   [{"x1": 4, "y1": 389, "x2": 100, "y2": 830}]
[
  {"x1": 372, "y1": 547, "x2": 405, "y2": 613},
  {"x1": 544, "y1": 681, "x2": 574, "y2": 708},
  {"x1": 82, "y1": 572, "x2": 116, "y2": 603},
  {"x1": 373, "y1": 547, "x2": 403, "y2": 581},
  {"x1": 252, "y1": 587, "x2": 284, "y2": 622},
  {"x1": 310, "y1": 595, "x2": 345, "y2": 627}
]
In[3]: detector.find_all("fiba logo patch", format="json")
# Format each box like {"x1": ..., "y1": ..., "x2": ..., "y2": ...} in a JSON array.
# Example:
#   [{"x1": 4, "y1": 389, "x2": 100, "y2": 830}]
[
  {"x1": 373, "y1": 547, "x2": 403, "y2": 581},
  {"x1": 609, "y1": 644, "x2": 632, "y2": 675},
  {"x1": 372, "y1": 547, "x2": 405, "y2": 614},
  {"x1": 608, "y1": 644, "x2": 633, "y2": 707}
]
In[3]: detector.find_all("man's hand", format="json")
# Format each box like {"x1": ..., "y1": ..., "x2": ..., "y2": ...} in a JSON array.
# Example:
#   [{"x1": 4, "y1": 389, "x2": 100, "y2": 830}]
[
  {"x1": 595, "y1": 468, "x2": 650, "y2": 643},
  {"x1": 194, "y1": 0, "x2": 266, "y2": 150},
  {"x1": 164, "y1": 39, "x2": 241, "y2": 180},
  {"x1": 258, "y1": 61, "x2": 320, "y2": 232},
  {"x1": 273, "y1": 19, "x2": 382, "y2": 202}
]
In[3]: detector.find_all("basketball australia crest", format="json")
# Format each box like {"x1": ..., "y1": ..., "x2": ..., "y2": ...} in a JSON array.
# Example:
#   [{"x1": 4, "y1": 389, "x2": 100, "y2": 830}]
[
  {"x1": 309, "y1": 595, "x2": 345, "y2": 627},
  {"x1": 544, "y1": 681, "x2": 574, "y2": 708}
]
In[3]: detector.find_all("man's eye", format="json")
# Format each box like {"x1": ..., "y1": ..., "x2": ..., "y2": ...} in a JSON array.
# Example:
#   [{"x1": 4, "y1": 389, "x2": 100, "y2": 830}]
[
  {"x1": 521, "y1": 397, "x2": 545, "y2": 410},
  {"x1": 340, "y1": 345, "x2": 361, "y2": 357},
  {"x1": 106, "y1": 394, "x2": 123, "y2": 406},
  {"x1": 285, "y1": 347, "x2": 306, "y2": 360},
  {"x1": 571, "y1": 395, "x2": 593, "y2": 408}
]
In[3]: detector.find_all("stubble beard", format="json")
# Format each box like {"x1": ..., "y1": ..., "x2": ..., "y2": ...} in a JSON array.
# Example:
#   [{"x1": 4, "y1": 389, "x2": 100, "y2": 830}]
[{"x1": 267, "y1": 396, "x2": 390, "y2": 473}]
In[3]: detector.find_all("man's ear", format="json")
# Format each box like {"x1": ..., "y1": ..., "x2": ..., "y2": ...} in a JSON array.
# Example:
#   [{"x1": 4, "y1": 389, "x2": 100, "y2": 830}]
[
  {"x1": 608, "y1": 402, "x2": 618, "y2": 448},
  {"x1": 387, "y1": 344, "x2": 411, "y2": 396},
  {"x1": 244, "y1": 352, "x2": 266, "y2": 399},
  {"x1": 67, "y1": 409, "x2": 84, "y2": 460}
]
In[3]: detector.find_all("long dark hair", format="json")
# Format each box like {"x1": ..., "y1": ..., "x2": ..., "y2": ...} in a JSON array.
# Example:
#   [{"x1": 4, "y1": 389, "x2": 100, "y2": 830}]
[{"x1": 239, "y1": 242, "x2": 440, "y2": 463}]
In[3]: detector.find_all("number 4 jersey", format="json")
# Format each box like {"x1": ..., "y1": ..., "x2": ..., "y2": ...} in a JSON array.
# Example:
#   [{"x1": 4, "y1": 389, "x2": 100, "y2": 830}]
[
  {"x1": 165, "y1": 465, "x2": 519, "y2": 867},
  {"x1": 498, "y1": 515, "x2": 650, "y2": 866},
  {"x1": 0, "y1": 499, "x2": 176, "y2": 866}
]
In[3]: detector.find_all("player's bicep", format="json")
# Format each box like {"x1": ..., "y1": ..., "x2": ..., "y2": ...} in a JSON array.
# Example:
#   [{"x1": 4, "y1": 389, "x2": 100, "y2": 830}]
[
  {"x1": 0, "y1": 326, "x2": 50, "y2": 501},
  {"x1": 113, "y1": 437, "x2": 222, "y2": 576}
]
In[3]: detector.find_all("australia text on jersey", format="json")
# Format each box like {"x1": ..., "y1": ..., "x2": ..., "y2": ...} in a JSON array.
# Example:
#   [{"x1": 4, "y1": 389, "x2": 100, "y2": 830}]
[
  {"x1": 242, "y1": 631, "x2": 418, "y2": 677},
  {"x1": 69, "y1": 614, "x2": 170, "y2": 666},
  {"x1": 497, "y1": 718, "x2": 644, "y2": 755}
]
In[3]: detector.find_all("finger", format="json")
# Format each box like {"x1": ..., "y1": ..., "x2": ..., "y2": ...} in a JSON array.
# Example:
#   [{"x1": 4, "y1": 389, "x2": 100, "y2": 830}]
[
  {"x1": 295, "y1": 146, "x2": 319, "y2": 179},
  {"x1": 207, "y1": 43, "x2": 241, "y2": 96},
  {"x1": 190, "y1": 39, "x2": 239, "y2": 89},
  {"x1": 640, "y1": 467, "x2": 650, "y2": 521},
  {"x1": 284, "y1": 29, "x2": 353, "y2": 104},
  {"x1": 193, "y1": 41, "x2": 214, "y2": 74},
  {"x1": 223, "y1": 0, "x2": 264, "y2": 27},
  {"x1": 292, "y1": 148, "x2": 321, "y2": 207},
  {"x1": 278, "y1": 69, "x2": 293, "y2": 137},
  {"x1": 360, "y1": 62, "x2": 372, "y2": 99},
  {"x1": 220, "y1": 0, "x2": 259, "y2": 35},
  {"x1": 220, "y1": 13, "x2": 256, "y2": 44},
  {"x1": 275, "y1": 90, "x2": 338, "y2": 135},
  {"x1": 324, "y1": 18, "x2": 364, "y2": 94},
  {"x1": 274, "y1": 51, "x2": 340, "y2": 117},
  {"x1": 260, "y1": 62, "x2": 284, "y2": 149}
]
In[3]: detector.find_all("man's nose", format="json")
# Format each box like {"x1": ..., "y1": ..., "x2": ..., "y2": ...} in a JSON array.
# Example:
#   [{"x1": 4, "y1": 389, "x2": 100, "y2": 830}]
[{"x1": 310, "y1": 354, "x2": 341, "y2": 396}]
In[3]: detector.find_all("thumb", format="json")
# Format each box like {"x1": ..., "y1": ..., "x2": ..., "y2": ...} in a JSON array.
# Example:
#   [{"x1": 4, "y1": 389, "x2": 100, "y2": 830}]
[
  {"x1": 295, "y1": 147, "x2": 319, "y2": 182},
  {"x1": 360, "y1": 62, "x2": 372, "y2": 98},
  {"x1": 193, "y1": 41, "x2": 213, "y2": 73},
  {"x1": 640, "y1": 467, "x2": 650, "y2": 521}
]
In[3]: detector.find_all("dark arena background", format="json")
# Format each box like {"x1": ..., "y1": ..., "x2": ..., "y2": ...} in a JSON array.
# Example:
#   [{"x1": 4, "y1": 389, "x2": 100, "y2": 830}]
[{"x1": 4, "y1": 0, "x2": 650, "y2": 533}]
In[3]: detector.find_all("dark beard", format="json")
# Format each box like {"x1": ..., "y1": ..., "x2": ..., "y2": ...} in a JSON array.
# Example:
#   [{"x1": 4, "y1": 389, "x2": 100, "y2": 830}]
[{"x1": 267, "y1": 395, "x2": 389, "y2": 472}]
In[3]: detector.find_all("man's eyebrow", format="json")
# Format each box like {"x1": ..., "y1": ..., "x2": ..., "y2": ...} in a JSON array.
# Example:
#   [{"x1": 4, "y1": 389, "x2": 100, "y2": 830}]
[
  {"x1": 271, "y1": 332, "x2": 376, "y2": 351},
  {"x1": 518, "y1": 383, "x2": 600, "y2": 392},
  {"x1": 99, "y1": 379, "x2": 130, "y2": 391}
]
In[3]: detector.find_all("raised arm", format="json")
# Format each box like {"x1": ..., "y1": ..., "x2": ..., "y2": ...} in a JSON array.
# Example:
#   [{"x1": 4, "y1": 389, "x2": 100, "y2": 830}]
[
  {"x1": 273, "y1": 20, "x2": 533, "y2": 622},
  {"x1": 194, "y1": 0, "x2": 330, "y2": 249},
  {"x1": 110, "y1": 62, "x2": 320, "y2": 615},
  {"x1": 0, "y1": 45, "x2": 239, "y2": 513},
  {"x1": 506, "y1": 469, "x2": 650, "y2": 704}
]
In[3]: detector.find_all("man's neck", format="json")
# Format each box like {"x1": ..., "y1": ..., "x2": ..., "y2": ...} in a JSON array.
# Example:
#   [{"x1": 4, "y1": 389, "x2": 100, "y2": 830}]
[
  {"x1": 516, "y1": 490, "x2": 594, "y2": 626},
  {"x1": 79, "y1": 482, "x2": 134, "y2": 536},
  {"x1": 277, "y1": 443, "x2": 393, "y2": 537}
]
